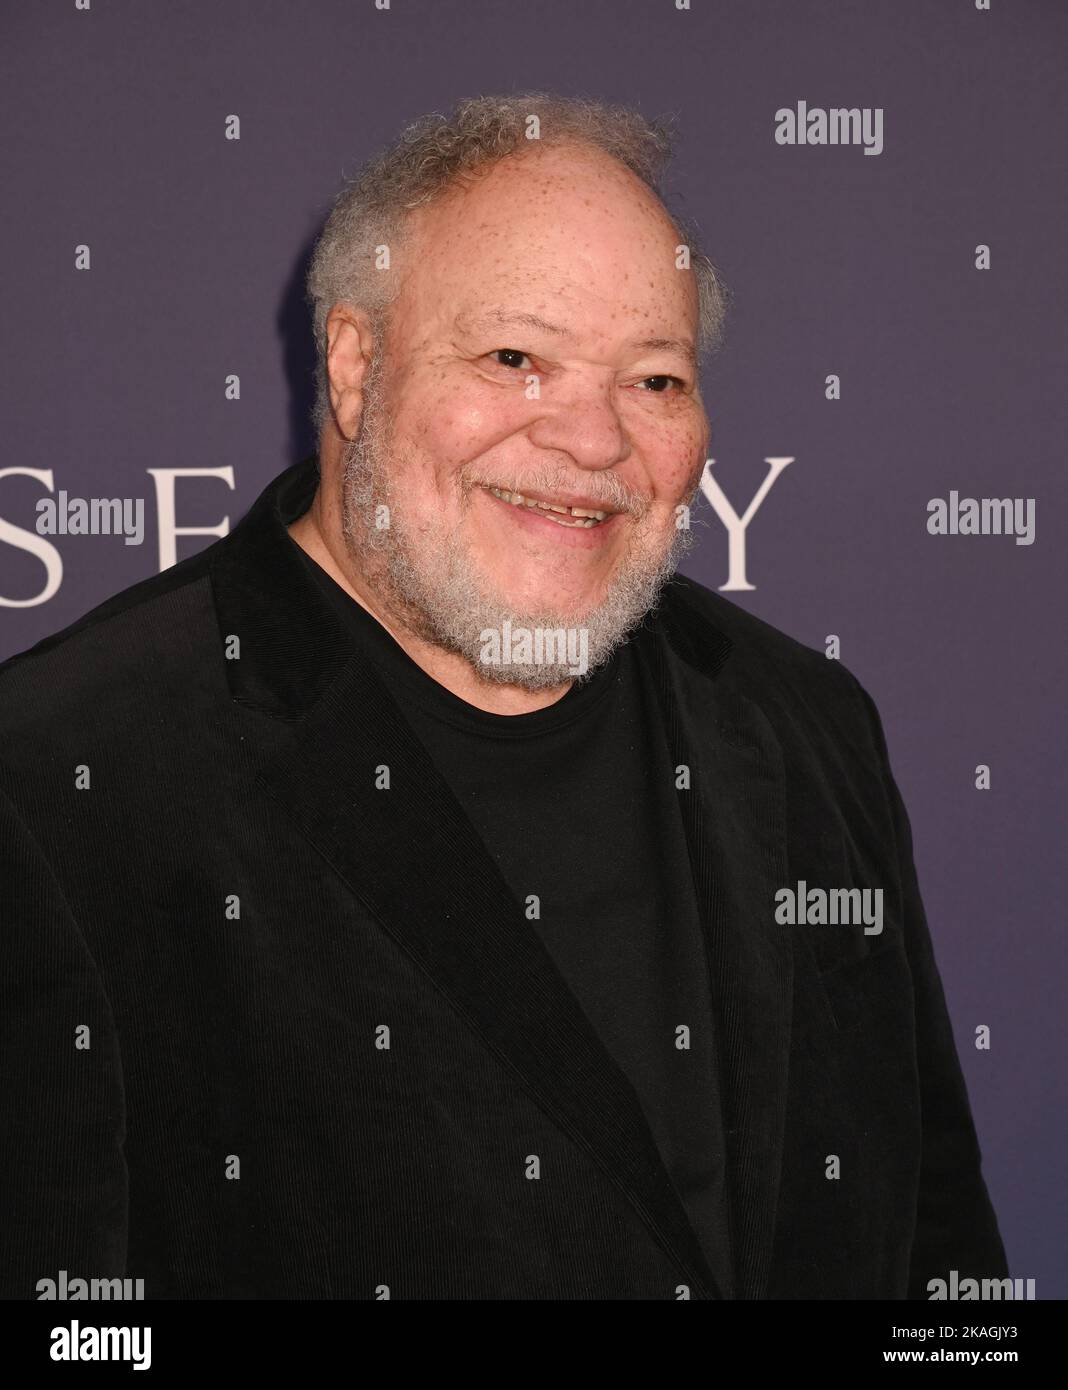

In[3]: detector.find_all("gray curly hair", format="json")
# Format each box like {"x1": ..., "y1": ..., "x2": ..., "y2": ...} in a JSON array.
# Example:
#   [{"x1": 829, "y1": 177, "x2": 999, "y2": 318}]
[{"x1": 305, "y1": 92, "x2": 730, "y2": 432}]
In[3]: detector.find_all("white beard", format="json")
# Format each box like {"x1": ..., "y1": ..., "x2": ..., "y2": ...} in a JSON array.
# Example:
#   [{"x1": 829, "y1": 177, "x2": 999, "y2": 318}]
[{"x1": 340, "y1": 354, "x2": 699, "y2": 691}]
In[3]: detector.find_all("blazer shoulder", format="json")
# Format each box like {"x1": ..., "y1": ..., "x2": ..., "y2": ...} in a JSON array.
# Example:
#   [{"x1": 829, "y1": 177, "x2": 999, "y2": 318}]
[
  {"x1": 0, "y1": 540, "x2": 225, "y2": 738},
  {"x1": 662, "y1": 573, "x2": 881, "y2": 748},
  {"x1": 666, "y1": 573, "x2": 856, "y2": 688}
]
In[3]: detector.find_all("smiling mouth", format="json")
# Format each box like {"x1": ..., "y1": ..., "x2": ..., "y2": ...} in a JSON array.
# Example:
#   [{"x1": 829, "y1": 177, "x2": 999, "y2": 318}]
[{"x1": 482, "y1": 486, "x2": 611, "y2": 528}]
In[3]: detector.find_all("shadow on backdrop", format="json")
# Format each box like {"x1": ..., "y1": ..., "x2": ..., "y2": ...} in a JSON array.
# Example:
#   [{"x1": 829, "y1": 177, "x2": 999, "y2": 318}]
[{"x1": 277, "y1": 230, "x2": 321, "y2": 466}]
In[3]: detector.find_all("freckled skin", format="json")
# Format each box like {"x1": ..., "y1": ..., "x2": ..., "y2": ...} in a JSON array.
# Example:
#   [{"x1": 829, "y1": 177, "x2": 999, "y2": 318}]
[{"x1": 293, "y1": 142, "x2": 711, "y2": 714}]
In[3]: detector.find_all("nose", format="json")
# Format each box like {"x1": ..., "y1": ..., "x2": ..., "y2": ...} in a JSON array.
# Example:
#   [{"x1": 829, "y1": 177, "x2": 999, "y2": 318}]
[{"x1": 525, "y1": 377, "x2": 632, "y2": 472}]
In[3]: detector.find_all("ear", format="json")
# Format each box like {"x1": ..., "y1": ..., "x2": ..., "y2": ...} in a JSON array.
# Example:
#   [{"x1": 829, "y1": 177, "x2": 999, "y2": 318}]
[{"x1": 324, "y1": 304, "x2": 377, "y2": 439}]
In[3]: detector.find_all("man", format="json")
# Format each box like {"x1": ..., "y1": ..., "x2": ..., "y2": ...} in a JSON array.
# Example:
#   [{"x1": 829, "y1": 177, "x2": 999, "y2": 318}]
[{"x1": 0, "y1": 94, "x2": 1006, "y2": 1299}]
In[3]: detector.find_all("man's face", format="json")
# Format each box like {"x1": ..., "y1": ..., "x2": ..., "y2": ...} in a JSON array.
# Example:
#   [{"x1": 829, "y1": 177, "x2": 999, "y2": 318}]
[{"x1": 340, "y1": 143, "x2": 711, "y2": 688}]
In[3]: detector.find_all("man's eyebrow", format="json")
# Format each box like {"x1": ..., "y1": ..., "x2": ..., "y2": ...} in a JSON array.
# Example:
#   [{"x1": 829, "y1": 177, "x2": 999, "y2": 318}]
[
  {"x1": 459, "y1": 309, "x2": 569, "y2": 337},
  {"x1": 458, "y1": 310, "x2": 697, "y2": 364},
  {"x1": 639, "y1": 336, "x2": 698, "y2": 366}
]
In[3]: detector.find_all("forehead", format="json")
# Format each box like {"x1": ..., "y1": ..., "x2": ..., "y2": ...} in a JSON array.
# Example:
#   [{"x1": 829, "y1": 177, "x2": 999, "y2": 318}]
[{"x1": 393, "y1": 144, "x2": 698, "y2": 345}]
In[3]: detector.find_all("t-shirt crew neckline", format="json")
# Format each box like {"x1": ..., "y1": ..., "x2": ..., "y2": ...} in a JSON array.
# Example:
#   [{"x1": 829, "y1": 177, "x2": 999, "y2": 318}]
[{"x1": 285, "y1": 531, "x2": 623, "y2": 740}]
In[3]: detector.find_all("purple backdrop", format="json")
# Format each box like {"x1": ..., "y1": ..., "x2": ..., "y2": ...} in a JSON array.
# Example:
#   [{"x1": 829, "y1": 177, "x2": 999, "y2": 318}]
[{"x1": 2, "y1": 0, "x2": 1064, "y2": 1297}]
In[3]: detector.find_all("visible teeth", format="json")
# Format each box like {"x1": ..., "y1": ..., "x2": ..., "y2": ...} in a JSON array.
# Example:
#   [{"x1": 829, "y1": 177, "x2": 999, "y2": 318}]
[{"x1": 487, "y1": 486, "x2": 608, "y2": 524}]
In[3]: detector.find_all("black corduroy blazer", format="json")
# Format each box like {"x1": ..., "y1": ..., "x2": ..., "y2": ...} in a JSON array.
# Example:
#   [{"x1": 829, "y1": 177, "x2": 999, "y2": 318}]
[{"x1": 0, "y1": 456, "x2": 1007, "y2": 1299}]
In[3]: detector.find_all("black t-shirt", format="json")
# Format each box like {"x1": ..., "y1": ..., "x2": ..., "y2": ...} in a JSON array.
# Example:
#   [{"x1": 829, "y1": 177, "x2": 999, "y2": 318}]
[{"x1": 289, "y1": 538, "x2": 729, "y2": 1275}]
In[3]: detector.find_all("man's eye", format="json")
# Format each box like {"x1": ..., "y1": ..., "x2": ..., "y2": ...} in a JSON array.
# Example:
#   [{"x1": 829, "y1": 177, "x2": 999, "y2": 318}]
[
  {"x1": 489, "y1": 348, "x2": 532, "y2": 370},
  {"x1": 638, "y1": 375, "x2": 685, "y2": 393}
]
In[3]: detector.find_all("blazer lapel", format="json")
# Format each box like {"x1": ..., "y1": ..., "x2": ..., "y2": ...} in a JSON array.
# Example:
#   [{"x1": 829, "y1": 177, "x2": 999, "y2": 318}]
[
  {"x1": 210, "y1": 459, "x2": 725, "y2": 1299},
  {"x1": 641, "y1": 580, "x2": 793, "y2": 1300}
]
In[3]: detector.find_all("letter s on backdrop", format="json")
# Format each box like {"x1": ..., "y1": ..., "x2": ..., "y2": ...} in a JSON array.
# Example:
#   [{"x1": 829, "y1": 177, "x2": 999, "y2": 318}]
[{"x1": 0, "y1": 468, "x2": 62, "y2": 608}]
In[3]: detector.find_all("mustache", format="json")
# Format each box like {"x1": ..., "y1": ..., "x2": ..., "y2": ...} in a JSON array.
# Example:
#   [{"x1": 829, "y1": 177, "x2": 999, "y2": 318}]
[{"x1": 462, "y1": 466, "x2": 648, "y2": 518}]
